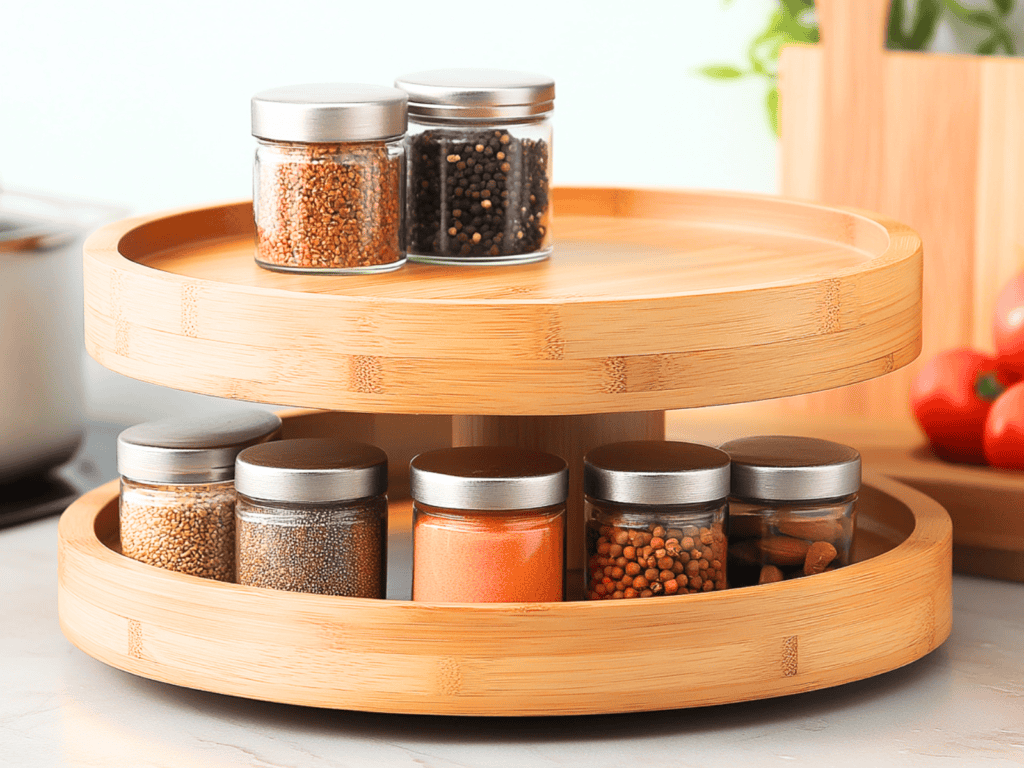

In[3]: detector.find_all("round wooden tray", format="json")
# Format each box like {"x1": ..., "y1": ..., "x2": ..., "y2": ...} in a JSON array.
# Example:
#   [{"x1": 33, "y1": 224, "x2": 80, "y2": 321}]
[
  {"x1": 82, "y1": 187, "x2": 922, "y2": 416},
  {"x1": 58, "y1": 429, "x2": 951, "y2": 716}
]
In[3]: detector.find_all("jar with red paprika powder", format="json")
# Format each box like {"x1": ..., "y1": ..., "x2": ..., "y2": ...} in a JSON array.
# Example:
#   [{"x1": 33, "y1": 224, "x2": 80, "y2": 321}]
[{"x1": 410, "y1": 446, "x2": 568, "y2": 603}]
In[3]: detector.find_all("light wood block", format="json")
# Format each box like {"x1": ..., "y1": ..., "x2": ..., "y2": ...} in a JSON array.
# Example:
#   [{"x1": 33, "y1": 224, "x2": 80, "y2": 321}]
[
  {"x1": 82, "y1": 188, "x2": 922, "y2": 416},
  {"x1": 58, "y1": 465, "x2": 951, "y2": 716},
  {"x1": 777, "y1": 0, "x2": 1024, "y2": 420}
]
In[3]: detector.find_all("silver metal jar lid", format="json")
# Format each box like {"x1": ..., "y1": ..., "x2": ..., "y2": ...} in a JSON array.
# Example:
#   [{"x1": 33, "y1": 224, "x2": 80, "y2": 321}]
[
  {"x1": 584, "y1": 441, "x2": 731, "y2": 506},
  {"x1": 719, "y1": 435, "x2": 861, "y2": 502},
  {"x1": 117, "y1": 410, "x2": 282, "y2": 485},
  {"x1": 394, "y1": 69, "x2": 555, "y2": 121},
  {"x1": 235, "y1": 438, "x2": 388, "y2": 504},
  {"x1": 251, "y1": 83, "x2": 408, "y2": 143},
  {"x1": 410, "y1": 446, "x2": 568, "y2": 511}
]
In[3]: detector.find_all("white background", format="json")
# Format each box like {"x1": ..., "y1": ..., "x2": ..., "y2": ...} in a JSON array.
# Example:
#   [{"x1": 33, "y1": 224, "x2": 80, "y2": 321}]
[{"x1": 3, "y1": 0, "x2": 781, "y2": 422}]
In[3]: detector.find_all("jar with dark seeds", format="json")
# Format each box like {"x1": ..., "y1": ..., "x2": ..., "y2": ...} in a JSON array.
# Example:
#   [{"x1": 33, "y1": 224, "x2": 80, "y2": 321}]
[{"x1": 395, "y1": 69, "x2": 554, "y2": 265}]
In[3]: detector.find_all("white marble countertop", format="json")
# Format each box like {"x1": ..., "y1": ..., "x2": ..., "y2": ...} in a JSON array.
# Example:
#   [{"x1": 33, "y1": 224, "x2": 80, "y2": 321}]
[
  {"x1": 1, "y1": 524, "x2": 1021, "y2": 766},
  {"x1": 2, "y1": 426, "x2": 1023, "y2": 766}
]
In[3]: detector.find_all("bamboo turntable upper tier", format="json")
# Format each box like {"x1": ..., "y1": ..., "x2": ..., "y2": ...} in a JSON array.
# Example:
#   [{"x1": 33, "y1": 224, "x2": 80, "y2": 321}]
[{"x1": 83, "y1": 187, "x2": 922, "y2": 416}]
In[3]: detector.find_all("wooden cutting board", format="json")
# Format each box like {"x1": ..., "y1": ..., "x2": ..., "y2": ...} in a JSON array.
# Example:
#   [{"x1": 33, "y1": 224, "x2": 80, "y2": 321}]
[{"x1": 770, "y1": 0, "x2": 1024, "y2": 420}]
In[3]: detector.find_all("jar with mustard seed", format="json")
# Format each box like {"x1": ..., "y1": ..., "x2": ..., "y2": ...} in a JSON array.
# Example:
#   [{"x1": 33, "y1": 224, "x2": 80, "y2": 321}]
[
  {"x1": 395, "y1": 69, "x2": 554, "y2": 264},
  {"x1": 234, "y1": 438, "x2": 388, "y2": 598},
  {"x1": 251, "y1": 83, "x2": 407, "y2": 273},
  {"x1": 584, "y1": 441, "x2": 731, "y2": 599},
  {"x1": 719, "y1": 436, "x2": 860, "y2": 587},
  {"x1": 117, "y1": 410, "x2": 282, "y2": 581}
]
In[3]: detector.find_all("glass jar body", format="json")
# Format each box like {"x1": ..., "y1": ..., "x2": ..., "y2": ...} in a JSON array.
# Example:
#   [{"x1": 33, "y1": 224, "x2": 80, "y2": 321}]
[
  {"x1": 119, "y1": 477, "x2": 235, "y2": 581},
  {"x1": 235, "y1": 494, "x2": 388, "y2": 597},
  {"x1": 253, "y1": 138, "x2": 405, "y2": 274},
  {"x1": 727, "y1": 494, "x2": 857, "y2": 587},
  {"x1": 412, "y1": 501, "x2": 566, "y2": 602},
  {"x1": 405, "y1": 115, "x2": 552, "y2": 264},
  {"x1": 585, "y1": 496, "x2": 728, "y2": 599}
]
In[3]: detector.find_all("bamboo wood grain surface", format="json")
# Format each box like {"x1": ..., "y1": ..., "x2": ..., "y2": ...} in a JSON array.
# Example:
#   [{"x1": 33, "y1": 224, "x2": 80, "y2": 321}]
[
  {"x1": 57, "y1": 469, "x2": 951, "y2": 717},
  {"x1": 777, "y1": 0, "x2": 1024, "y2": 420},
  {"x1": 82, "y1": 188, "x2": 922, "y2": 416}
]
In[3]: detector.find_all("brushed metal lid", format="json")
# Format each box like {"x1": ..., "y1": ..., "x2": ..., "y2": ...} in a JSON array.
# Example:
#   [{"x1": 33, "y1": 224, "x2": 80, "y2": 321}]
[
  {"x1": 584, "y1": 441, "x2": 731, "y2": 505},
  {"x1": 118, "y1": 410, "x2": 282, "y2": 484},
  {"x1": 395, "y1": 69, "x2": 554, "y2": 121},
  {"x1": 235, "y1": 438, "x2": 388, "y2": 504},
  {"x1": 719, "y1": 435, "x2": 861, "y2": 502},
  {"x1": 251, "y1": 83, "x2": 408, "y2": 143},
  {"x1": 410, "y1": 446, "x2": 568, "y2": 511}
]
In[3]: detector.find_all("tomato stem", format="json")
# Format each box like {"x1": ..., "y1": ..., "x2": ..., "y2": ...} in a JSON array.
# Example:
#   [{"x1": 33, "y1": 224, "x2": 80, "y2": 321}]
[{"x1": 975, "y1": 372, "x2": 1005, "y2": 402}]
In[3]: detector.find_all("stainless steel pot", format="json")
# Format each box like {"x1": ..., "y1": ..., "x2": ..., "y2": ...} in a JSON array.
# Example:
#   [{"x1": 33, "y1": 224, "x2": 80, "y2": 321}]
[{"x1": 0, "y1": 189, "x2": 121, "y2": 482}]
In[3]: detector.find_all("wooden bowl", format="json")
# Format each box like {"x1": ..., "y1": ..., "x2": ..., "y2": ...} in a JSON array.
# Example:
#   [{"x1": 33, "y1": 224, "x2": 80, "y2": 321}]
[{"x1": 58, "y1": 474, "x2": 951, "y2": 715}]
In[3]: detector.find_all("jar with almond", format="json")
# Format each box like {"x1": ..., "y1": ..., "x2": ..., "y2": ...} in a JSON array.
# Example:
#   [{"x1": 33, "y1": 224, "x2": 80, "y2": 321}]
[
  {"x1": 583, "y1": 441, "x2": 730, "y2": 599},
  {"x1": 719, "y1": 436, "x2": 860, "y2": 587}
]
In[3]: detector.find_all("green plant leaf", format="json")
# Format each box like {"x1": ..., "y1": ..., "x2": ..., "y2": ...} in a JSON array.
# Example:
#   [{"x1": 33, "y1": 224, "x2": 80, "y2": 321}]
[
  {"x1": 697, "y1": 65, "x2": 746, "y2": 79},
  {"x1": 976, "y1": 35, "x2": 1000, "y2": 54},
  {"x1": 767, "y1": 85, "x2": 780, "y2": 137},
  {"x1": 888, "y1": 0, "x2": 943, "y2": 50},
  {"x1": 993, "y1": 0, "x2": 1014, "y2": 16}
]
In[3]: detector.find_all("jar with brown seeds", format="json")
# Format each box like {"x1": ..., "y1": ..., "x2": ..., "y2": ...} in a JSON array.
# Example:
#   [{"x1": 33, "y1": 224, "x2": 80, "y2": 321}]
[
  {"x1": 719, "y1": 435, "x2": 860, "y2": 587},
  {"x1": 251, "y1": 83, "x2": 407, "y2": 274},
  {"x1": 583, "y1": 441, "x2": 730, "y2": 599},
  {"x1": 117, "y1": 410, "x2": 283, "y2": 581},
  {"x1": 234, "y1": 438, "x2": 388, "y2": 598}
]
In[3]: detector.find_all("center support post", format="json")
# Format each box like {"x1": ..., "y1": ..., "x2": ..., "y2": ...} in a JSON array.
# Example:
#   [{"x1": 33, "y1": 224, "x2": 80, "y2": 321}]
[{"x1": 452, "y1": 412, "x2": 666, "y2": 573}]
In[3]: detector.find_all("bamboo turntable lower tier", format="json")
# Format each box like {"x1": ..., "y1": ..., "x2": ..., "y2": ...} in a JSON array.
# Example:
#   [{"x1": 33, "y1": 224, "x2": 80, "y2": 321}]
[{"x1": 58, "y1": 473, "x2": 952, "y2": 717}]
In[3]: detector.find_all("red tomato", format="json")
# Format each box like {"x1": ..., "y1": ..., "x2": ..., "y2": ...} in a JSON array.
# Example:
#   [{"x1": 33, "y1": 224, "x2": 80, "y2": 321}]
[
  {"x1": 984, "y1": 381, "x2": 1024, "y2": 470},
  {"x1": 993, "y1": 273, "x2": 1024, "y2": 376},
  {"x1": 910, "y1": 348, "x2": 1010, "y2": 464}
]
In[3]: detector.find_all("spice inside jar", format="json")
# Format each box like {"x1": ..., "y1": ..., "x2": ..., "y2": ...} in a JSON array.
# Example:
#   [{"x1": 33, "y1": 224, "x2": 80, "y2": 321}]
[
  {"x1": 234, "y1": 438, "x2": 388, "y2": 597},
  {"x1": 719, "y1": 436, "x2": 860, "y2": 587},
  {"x1": 251, "y1": 83, "x2": 407, "y2": 273},
  {"x1": 395, "y1": 69, "x2": 554, "y2": 265},
  {"x1": 117, "y1": 410, "x2": 282, "y2": 581},
  {"x1": 583, "y1": 441, "x2": 731, "y2": 599},
  {"x1": 410, "y1": 446, "x2": 568, "y2": 602}
]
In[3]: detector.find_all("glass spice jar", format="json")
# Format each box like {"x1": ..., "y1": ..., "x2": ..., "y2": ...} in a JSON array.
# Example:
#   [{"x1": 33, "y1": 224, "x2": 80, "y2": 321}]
[
  {"x1": 251, "y1": 83, "x2": 407, "y2": 274},
  {"x1": 719, "y1": 436, "x2": 861, "y2": 587},
  {"x1": 234, "y1": 438, "x2": 388, "y2": 598},
  {"x1": 583, "y1": 441, "x2": 731, "y2": 599},
  {"x1": 117, "y1": 410, "x2": 282, "y2": 581},
  {"x1": 410, "y1": 446, "x2": 568, "y2": 603},
  {"x1": 394, "y1": 69, "x2": 554, "y2": 265}
]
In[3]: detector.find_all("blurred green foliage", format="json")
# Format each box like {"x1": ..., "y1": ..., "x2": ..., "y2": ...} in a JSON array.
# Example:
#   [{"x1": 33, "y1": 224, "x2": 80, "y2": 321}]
[{"x1": 700, "y1": 0, "x2": 1019, "y2": 136}]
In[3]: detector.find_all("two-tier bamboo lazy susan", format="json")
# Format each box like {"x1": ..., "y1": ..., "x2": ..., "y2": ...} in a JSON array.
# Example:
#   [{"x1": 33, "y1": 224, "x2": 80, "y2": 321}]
[{"x1": 59, "y1": 187, "x2": 950, "y2": 716}]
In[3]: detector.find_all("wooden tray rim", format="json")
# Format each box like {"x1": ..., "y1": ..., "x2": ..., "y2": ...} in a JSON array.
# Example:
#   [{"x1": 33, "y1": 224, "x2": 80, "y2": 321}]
[{"x1": 85, "y1": 187, "x2": 922, "y2": 306}]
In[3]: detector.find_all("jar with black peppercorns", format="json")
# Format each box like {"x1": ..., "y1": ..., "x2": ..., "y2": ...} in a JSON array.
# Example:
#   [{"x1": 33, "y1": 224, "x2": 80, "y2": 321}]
[
  {"x1": 251, "y1": 83, "x2": 407, "y2": 274},
  {"x1": 394, "y1": 69, "x2": 554, "y2": 265},
  {"x1": 234, "y1": 439, "x2": 388, "y2": 597},
  {"x1": 583, "y1": 441, "x2": 730, "y2": 599},
  {"x1": 719, "y1": 436, "x2": 859, "y2": 587},
  {"x1": 117, "y1": 410, "x2": 282, "y2": 582}
]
